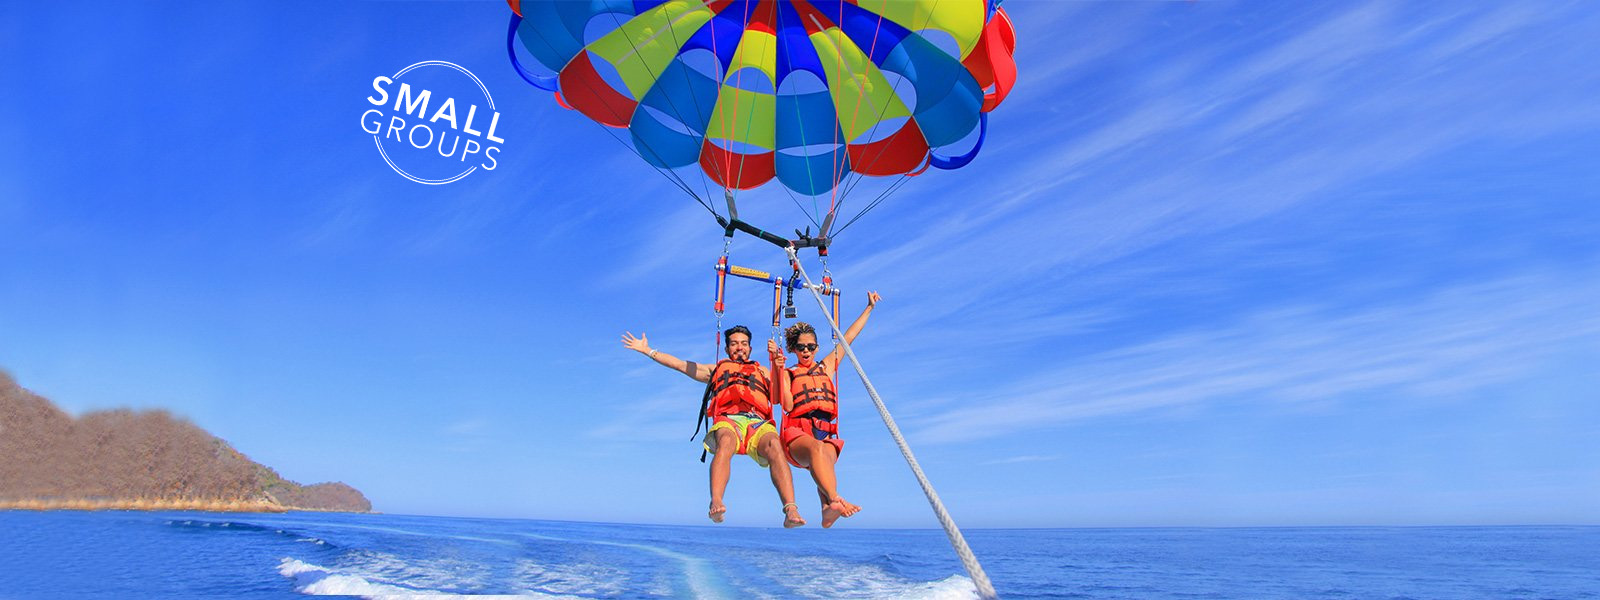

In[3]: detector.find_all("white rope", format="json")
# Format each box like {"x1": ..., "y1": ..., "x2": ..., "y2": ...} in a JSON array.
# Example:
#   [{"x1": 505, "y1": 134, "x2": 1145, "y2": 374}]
[{"x1": 785, "y1": 247, "x2": 999, "y2": 600}]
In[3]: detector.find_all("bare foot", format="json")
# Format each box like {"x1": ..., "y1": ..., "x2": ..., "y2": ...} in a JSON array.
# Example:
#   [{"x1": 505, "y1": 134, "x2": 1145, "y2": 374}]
[
  {"x1": 822, "y1": 497, "x2": 861, "y2": 528},
  {"x1": 821, "y1": 498, "x2": 844, "y2": 528},
  {"x1": 840, "y1": 498, "x2": 862, "y2": 518},
  {"x1": 782, "y1": 504, "x2": 806, "y2": 528},
  {"x1": 708, "y1": 501, "x2": 726, "y2": 523}
]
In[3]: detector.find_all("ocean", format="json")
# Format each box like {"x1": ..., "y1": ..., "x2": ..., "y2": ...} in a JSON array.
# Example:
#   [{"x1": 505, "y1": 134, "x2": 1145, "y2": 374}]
[{"x1": 1, "y1": 511, "x2": 1595, "y2": 598}]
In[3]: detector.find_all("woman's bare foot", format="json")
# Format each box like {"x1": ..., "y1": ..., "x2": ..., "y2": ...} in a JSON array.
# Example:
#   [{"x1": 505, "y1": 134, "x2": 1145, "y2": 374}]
[
  {"x1": 822, "y1": 497, "x2": 860, "y2": 528},
  {"x1": 708, "y1": 501, "x2": 726, "y2": 523},
  {"x1": 782, "y1": 503, "x2": 806, "y2": 528},
  {"x1": 840, "y1": 498, "x2": 862, "y2": 517},
  {"x1": 821, "y1": 498, "x2": 845, "y2": 528}
]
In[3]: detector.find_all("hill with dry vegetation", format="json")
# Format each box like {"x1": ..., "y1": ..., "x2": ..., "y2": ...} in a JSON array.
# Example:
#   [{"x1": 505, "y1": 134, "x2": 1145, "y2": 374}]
[{"x1": 0, "y1": 370, "x2": 370, "y2": 513}]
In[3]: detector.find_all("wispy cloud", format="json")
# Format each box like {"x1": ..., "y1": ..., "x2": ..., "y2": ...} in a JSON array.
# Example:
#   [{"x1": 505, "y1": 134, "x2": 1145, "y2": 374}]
[
  {"x1": 438, "y1": 417, "x2": 496, "y2": 454},
  {"x1": 843, "y1": 0, "x2": 1598, "y2": 308},
  {"x1": 910, "y1": 270, "x2": 1600, "y2": 443},
  {"x1": 582, "y1": 390, "x2": 701, "y2": 444},
  {"x1": 775, "y1": 2, "x2": 1600, "y2": 389},
  {"x1": 443, "y1": 417, "x2": 489, "y2": 437}
]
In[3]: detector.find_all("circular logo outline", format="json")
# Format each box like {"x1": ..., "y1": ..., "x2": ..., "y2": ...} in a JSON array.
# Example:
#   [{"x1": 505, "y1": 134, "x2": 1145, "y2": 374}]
[{"x1": 374, "y1": 60, "x2": 497, "y2": 186}]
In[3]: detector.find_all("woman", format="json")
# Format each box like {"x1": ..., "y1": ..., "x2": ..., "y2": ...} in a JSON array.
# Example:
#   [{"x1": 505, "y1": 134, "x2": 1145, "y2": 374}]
[{"x1": 769, "y1": 291, "x2": 879, "y2": 527}]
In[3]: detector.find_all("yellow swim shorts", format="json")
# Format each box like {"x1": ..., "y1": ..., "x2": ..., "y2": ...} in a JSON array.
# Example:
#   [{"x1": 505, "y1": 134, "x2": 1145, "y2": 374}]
[{"x1": 703, "y1": 413, "x2": 777, "y2": 467}]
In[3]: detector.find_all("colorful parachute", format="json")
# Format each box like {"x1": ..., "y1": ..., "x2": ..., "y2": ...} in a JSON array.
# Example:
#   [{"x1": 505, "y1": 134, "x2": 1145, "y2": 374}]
[{"x1": 507, "y1": 0, "x2": 1016, "y2": 199}]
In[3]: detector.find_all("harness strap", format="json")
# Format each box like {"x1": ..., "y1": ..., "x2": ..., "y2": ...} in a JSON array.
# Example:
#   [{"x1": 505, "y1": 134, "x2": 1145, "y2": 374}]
[{"x1": 692, "y1": 375, "x2": 717, "y2": 440}]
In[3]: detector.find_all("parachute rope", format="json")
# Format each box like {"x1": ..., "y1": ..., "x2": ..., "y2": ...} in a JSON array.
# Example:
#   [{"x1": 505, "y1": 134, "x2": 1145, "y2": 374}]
[
  {"x1": 808, "y1": 0, "x2": 933, "y2": 240},
  {"x1": 656, "y1": 7, "x2": 721, "y2": 205},
  {"x1": 833, "y1": 171, "x2": 913, "y2": 237},
  {"x1": 835, "y1": 2, "x2": 890, "y2": 209},
  {"x1": 779, "y1": 183, "x2": 825, "y2": 231},
  {"x1": 600, "y1": 9, "x2": 724, "y2": 207},
  {"x1": 764, "y1": 2, "x2": 830, "y2": 232},
  {"x1": 731, "y1": 15, "x2": 761, "y2": 196},
  {"x1": 786, "y1": 246, "x2": 999, "y2": 600},
  {"x1": 839, "y1": 0, "x2": 936, "y2": 196},
  {"x1": 773, "y1": 2, "x2": 825, "y2": 228},
  {"x1": 826, "y1": 3, "x2": 848, "y2": 220},
  {"x1": 713, "y1": 0, "x2": 753, "y2": 197}
]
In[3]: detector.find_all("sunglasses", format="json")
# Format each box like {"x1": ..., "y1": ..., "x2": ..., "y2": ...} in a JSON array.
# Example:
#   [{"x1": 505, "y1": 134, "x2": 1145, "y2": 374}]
[{"x1": 794, "y1": 343, "x2": 819, "y2": 351}]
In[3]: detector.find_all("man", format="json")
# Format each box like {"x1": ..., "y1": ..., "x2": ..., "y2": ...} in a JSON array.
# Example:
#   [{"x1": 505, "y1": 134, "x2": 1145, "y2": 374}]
[{"x1": 622, "y1": 326, "x2": 806, "y2": 528}]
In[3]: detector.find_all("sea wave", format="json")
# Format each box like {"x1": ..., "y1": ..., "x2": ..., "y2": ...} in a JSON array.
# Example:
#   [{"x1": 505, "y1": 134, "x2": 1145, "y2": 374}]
[
  {"x1": 279, "y1": 557, "x2": 439, "y2": 597},
  {"x1": 166, "y1": 518, "x2": 339, "y2": 549}
]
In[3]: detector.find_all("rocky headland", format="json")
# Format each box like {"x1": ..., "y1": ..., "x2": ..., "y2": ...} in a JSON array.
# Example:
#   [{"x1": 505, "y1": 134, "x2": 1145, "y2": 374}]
[{"x1": 0, "y1": 370, "x2": 371, "y2": 513}]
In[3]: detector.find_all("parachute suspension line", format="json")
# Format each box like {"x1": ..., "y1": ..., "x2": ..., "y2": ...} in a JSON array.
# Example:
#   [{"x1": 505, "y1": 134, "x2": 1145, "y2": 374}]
[
  {"x1": 785, "y1": 247, "x2": 999, "y2": 600},
  {"x1": 598, "y1": 10, "x2": 724, "y2": 213},
  {"x1": 772, "y1": 3, "x2": 825, "y2": 228},
  {"x1": 728, "y1": 1, "x2": 765, "y2": 203},
  {"x1": 707, "y1": 4, "x2": 730, "y2": 199},
  {"x1": 805, "y1": 2, "x2": 893, "y2": 238},
  {"x1": 515, "y1": 15, "x2": 713, "y2": 216},
  {"x1": 826, "y1": 0, "x2": 852, "y2": 223},
  {"x1": 833, "y1": 171, "x2": 913, "y2": 237},
  {"x1": 779, "y1": 179, "x2": 824, "y2": 231},
  {"x1": 831, "y1": 0, "x2": 940, "y2": 229},
  {"x1": 824, "y1": 7, "x2": 847, "y2": 225},
  {"x1": 833, "y1": 2, "x2": 890, "y2": 216},
  {"x1": 711, "y1": 0, "x2": 754, "y2": 200},
  {"x1": 658, "y1": 6, "x2": 720, "y2": 206}
]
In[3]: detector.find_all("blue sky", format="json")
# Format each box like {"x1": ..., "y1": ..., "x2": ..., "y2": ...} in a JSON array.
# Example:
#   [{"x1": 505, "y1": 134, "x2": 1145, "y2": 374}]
[{"x1": 2, "y1": 1, "x2": 1596, "y2": 528}]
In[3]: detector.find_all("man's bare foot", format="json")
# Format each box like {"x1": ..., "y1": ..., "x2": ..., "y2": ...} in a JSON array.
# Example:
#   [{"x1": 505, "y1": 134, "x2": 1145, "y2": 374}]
[
  {"x1": 782, "y1": 503, "x2": 806, "y2": 528},
  {"x1": 708, "y1": 501, "x2": 726, "y2": 523},
  {"x1": 822, "y1": 497, "x2": 860, "y2": 528}
]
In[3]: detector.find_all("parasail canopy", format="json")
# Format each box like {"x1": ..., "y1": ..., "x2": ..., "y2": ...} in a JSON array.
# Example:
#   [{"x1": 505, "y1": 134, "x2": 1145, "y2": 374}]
[{"x1": 508, "y1": 0, "x2": 1016, "y2": 238}]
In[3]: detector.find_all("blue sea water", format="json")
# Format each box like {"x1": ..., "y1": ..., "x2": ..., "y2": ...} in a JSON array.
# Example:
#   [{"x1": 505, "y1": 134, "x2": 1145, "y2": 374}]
[{"x1": 0, "y1": 512, "x2": 1595, "y2": 599}]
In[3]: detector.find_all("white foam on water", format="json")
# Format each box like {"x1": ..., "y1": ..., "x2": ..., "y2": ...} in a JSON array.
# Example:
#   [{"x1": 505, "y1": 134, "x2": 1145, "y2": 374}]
[
  {"x1": 359, "y1": 552, "x2": 493, "y2": 591},
  {"x1": 512, "y1": 558, "x2": 628, "y2": 596},
  {"x1": 748, "y1": 552, "x2": 980, "y2": 599},
  {"x1": 882, "y1": 575, "x2": 981, "y2": 600},
  {"x1": 279, "y1": 557, "x2": 439, "y2": 598},
  {"x1": 278, "y1": 557, "x2": 583, "y2": 599},
  {"x1": 516, "y1": 532, "x2": 728, "y2": 600}
]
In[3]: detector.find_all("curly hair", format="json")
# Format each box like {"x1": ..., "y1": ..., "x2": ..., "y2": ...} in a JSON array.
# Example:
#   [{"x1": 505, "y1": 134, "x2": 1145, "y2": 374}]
[{"x1": 784, "y1": 322, "x2": 818, "y2": 352}]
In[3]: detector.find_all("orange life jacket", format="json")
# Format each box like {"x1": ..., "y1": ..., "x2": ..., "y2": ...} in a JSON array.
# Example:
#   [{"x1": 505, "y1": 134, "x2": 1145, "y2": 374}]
[
  {"x1": 706, "y1": 359, "x2": 771, "y2": 419},
  {"x1": 784, "y1": 362, "x2": 838, "y2": 438}
]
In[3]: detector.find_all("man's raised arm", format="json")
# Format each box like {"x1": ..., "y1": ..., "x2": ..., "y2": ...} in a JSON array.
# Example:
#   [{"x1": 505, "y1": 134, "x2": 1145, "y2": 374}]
[{"x1": 622, "y1": 331, "x2": 714, "y2": 382}]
